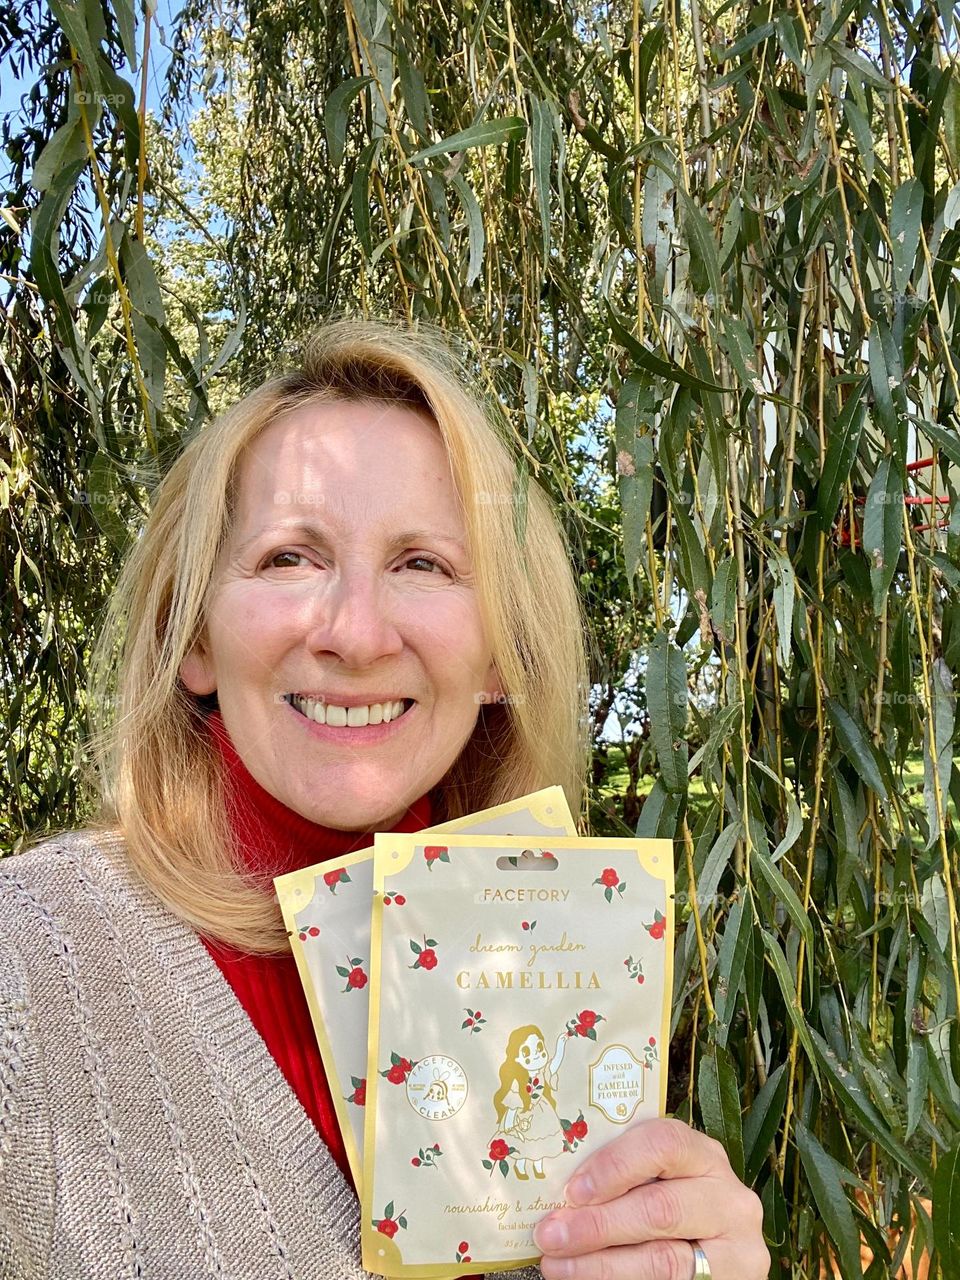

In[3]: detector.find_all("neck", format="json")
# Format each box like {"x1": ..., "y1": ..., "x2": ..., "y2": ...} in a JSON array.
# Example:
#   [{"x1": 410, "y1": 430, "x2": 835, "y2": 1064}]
[{"x1": 206, "y1": 710, "x2": 435, "y2": 877}]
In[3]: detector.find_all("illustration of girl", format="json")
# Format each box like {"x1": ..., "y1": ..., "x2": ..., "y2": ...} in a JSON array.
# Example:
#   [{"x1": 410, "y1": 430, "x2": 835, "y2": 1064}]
[{"x1": 491, "y1": 1024, "x2": 569, "y2": 1180}]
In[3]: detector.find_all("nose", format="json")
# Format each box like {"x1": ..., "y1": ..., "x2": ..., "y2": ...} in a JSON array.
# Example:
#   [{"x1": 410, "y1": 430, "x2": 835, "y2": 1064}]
[{"x1": 303, "y1": 563, "x2": 404, "y2": 668}]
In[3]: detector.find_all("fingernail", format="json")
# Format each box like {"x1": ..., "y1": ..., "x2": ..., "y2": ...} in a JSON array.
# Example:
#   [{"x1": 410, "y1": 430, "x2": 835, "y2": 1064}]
[
  {"x1": 564, "y1": 1174, "x2": 594, "y2": 1205},
  {"x1": 541, "y1": 1259, "x2": 574, "y2": 1278},
  {"x1": 534, "y1": 1217, "x2": 569, "y2": 1251}
]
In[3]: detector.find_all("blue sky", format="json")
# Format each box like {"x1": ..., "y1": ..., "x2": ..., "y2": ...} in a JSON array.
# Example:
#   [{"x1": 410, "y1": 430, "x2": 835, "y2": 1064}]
[{"x1": 0, "y1": 0, "x2": 177, "y2": 134}]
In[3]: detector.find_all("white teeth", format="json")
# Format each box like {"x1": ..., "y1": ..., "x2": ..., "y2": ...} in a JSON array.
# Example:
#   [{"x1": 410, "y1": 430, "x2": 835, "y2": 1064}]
[{"x1": 289, "y1": 694, "x2": 409, "y2": 727}]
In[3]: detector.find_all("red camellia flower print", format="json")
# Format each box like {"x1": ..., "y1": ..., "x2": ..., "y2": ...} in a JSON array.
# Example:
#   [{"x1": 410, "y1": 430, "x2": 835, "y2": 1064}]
[
  {"x1": 373, "y1": 1201, "x2": 407, "y2": 1237},
  {"x1": 565, "y1": 1008, "x2": 605, "y2": 1040},
  {"x1": 323, "y1": 868, "x2": 350, "y2": 894},
  {"x1": 561, "y1": 1110, "x2": 590, "y2": 1151},
  {"x1": 409, "y1": 1143, "x2": 443, "y2": 1171},
  {"x1": 483, "y1": 1138, "x2": 518, "y2": 1176},
  {"x1": 380, "y1": 1052, "x2": 415, "y2": 1085},
  {"x1": 594, "y1": 867, "x2": 626, "y2": 902},
  {"x1": 456, "y1": 1241, "x2": 471, "y2": 1263},
  {"x1": 645, "y1": 909, "x2": 666, "y2": 940},
  {"x1": 409, "y1": 936, "x2": 439, "y2": 970},
  {"x1": 336, "y1": 955, "x2": 368, "y2": 993},
  {"x1": 423, "y1": 845, "x2": 450, "y2": 869},
  {"x1": 346, "y1": 1076, "x2": 365, "y2": 1106},
  {"x1": 461, "y1": 1007, "x2": 486, "y2": 1034}
]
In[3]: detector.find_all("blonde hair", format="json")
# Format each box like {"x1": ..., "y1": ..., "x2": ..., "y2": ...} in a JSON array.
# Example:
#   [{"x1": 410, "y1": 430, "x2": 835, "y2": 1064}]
[
  {"x1": 84, "y1": 317, "x2": 591, "y2": 954},
  {"x1": 493, "y1": 1025, "x2": 557, "y2": 1123}
]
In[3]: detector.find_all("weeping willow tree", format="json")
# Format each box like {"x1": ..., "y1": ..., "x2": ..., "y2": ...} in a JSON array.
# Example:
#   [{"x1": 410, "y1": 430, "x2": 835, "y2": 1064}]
[{"x1": 3, "y1": 0, "x2": 960, "y2": 1273}]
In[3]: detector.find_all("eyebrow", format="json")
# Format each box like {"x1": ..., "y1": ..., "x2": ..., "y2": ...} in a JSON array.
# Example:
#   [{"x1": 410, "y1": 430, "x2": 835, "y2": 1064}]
[{"x1": 236, "y1": 521, "x2": 468, "y2": 557}]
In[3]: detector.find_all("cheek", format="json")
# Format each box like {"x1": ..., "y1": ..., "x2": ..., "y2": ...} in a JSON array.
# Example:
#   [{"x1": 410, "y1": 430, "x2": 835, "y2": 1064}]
[
  {"x1": 206, "y1": 590, "x2": 298, "y2": 673},
  {"x1": 407, "y1": 596, "x2": 491, "y2": 669}
]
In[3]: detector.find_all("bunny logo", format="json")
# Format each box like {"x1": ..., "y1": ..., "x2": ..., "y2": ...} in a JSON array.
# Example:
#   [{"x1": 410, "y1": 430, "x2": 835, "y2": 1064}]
[{"x1": 406, "y1": 1055, "x2": 468, "y2": 1121}]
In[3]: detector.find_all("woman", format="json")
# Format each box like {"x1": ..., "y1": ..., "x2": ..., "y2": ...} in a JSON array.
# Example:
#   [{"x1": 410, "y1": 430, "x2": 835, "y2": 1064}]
[
  {"x1": 491, "y1": 1025, "x2": 569, "y2": 1180},
  {"x1": 0, "y1": 319, "x2": 768, "y2": 1279}
]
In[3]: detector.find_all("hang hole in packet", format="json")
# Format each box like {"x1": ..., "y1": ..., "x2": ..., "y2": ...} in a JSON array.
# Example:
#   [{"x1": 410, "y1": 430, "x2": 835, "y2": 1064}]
[
  {"x1": 362, "y1": 834, "x2": 674, "y2": 1277},
  {"x1": 274, "y1": 788, "x2": 578, "y2": 1187}
]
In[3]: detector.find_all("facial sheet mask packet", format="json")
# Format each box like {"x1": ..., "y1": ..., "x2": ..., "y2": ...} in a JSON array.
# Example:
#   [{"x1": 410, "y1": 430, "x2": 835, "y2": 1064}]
[
  {"x1": 361, "y1": 834, "x2": 674, "y2": 1277},
  {"x1": 274, "y1": 787, "x2": 578, "y2": 1187}
]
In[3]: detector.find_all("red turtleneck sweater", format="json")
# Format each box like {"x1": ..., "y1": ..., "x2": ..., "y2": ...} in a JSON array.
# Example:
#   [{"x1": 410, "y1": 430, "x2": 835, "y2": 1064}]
[{"x1": 200, "y1": 711, "x2": 435, "y2": 1189}]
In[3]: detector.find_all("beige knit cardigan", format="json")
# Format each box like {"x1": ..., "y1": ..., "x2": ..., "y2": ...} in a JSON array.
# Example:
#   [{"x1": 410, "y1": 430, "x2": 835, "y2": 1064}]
[{"x1": 0, "y1": 830, "x2": 537, "y2": 1280}]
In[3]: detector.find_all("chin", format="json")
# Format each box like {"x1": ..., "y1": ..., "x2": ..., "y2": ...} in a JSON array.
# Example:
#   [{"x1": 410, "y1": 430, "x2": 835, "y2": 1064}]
[{"x1": 298, "y1": 795, "x2": 403, "y2": 833}]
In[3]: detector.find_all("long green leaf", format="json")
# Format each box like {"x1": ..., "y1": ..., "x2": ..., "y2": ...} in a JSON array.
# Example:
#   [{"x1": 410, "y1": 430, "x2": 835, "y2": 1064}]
[
  {"x1": 816, "y1": 378, "x2": 866, "y2": 529},
  {"x1": 324, "y1": 77, "x2": 374, "y2": 168},
  {"x1": 698, "y1": 1045, "x2": 745, "y2": 1180},
  {"x1": 796, "y1": 1123, "x2": 864, "y2": 1280},
  {"x1": 933, "y1": 1135, "x2": 960, "y2": 1275},
  {"x1": 646, "y1": 629, "x2": 688, "y2": 794},
  {"x1": 863, "y1": 457, "x2": 903, "y2": 615},
  {"x1": 408, "y1": 116, "x2": 526, "y2": 164},
  {"x1": 826, "y1": 699, "x2": 889, "y2": 802}
]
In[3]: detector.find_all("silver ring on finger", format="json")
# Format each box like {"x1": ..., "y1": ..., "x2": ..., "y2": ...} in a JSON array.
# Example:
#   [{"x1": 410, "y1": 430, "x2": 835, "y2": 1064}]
[{"x1": 690, "y1": 1241, "x2": 712, "y2": 1279}]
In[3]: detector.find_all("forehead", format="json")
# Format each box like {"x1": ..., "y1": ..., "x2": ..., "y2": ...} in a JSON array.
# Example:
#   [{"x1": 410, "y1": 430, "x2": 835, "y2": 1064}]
[
  {"x1": 519, "y1": 1033, "x2": 542, "y2": 1052},
  {"x1": 230, "y1": 399, "x2": 464, "y2": 531},
  {"x1": 242, "y1": 399, "x2": 449, "y2": 481}
]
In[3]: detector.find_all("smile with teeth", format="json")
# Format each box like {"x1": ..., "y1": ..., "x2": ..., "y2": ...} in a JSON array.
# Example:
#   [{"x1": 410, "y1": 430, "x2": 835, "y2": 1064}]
[{"x1": 285, "y1": 693, "x2": 414, "y2": 727}]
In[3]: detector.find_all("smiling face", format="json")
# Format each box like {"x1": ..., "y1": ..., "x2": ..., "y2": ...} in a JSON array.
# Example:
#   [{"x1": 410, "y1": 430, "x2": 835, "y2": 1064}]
[
  {"x1": 514, "y1": 1032, "x2": 548, "y2": 1073},
  {"x1": 179, "y1": 398, "x2": 503, "y2": 831}
]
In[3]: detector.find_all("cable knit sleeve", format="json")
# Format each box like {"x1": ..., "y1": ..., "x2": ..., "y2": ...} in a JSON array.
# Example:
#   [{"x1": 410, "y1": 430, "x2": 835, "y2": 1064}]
[
  {"x1": 486, "y1": 1268, "x2": 542, "y2": 1280},
  {"x1": 0, "y1": 926, "x2": 53, "y2": 1279}
]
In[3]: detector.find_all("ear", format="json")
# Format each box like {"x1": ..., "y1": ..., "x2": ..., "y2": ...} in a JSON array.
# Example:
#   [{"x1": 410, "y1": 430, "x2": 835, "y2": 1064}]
[
  {"x1": 481, "y1": 662, "x2": 505, "y2": 705},
  {"x1": 179, "y1": 633, "x2": 217, "y2": 696}
]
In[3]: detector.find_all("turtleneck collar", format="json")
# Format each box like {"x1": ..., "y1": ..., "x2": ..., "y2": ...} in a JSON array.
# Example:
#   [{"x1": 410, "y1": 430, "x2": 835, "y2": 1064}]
[{"x1": 206, "y1": 709, "x2": 435, "y2": 879}]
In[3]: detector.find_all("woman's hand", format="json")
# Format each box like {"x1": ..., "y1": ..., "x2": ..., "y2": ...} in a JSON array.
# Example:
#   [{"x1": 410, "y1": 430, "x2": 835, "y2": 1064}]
[{"x1": 533, "y1": 1117, "x2": 769, "y2": 1280}]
